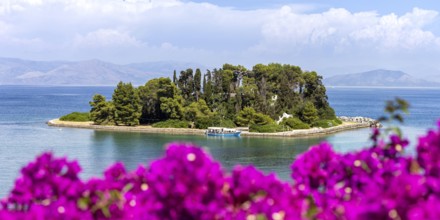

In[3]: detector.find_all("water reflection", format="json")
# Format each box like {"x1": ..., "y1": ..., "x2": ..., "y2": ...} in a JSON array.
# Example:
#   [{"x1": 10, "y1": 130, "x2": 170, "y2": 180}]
[{"x1": 87, "y1": 130, "x2": 330, "y2": 181}]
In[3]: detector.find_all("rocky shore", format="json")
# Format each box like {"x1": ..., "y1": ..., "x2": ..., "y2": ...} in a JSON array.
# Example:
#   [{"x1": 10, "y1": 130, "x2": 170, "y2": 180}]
[
  {"x1": 48, "y1": 118, "x2": 372, "y2": 138},
  {"x1": 338, "y1": 116, "x2": 382, "y2": 128}
]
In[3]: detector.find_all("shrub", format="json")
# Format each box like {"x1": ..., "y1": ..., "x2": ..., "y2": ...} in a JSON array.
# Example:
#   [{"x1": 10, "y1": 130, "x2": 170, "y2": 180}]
[
  {"x1": 318, "y1": 105, "x2": 337, "y2": 120},
  {"x1": 194, "y1": 116, "x2": 211, "y2": 129},
  {"x1": 333, "y1": 118, "x2": 343, "y2": 125},
  {"x1": 59, "y1": 112, "x2": 90, "y2": 122},
  {"x1": 219, "y1": 119, "x2": 236, "y2": 128},
  {"x1": 235, "y1": 107, "x2": 256, "y2": 126},
  {"x1": 195, "y1": 116, "x2": 236, "y2": 129},
  {"x1": 249, "y1": 123, "x2": 285, "y2": 133},
  {"x1": 312, "y1": 119, "x2": 342, "y2": 128},
  {"x1": 183, "y1": 100, "x2": 213, "y2": 122},
  {"x1": 299, "y1": 101, "x2": 318, "y2": 124},
  {"x1": 152, "y1": 119, "x2": 189, "y2": 128},
  {"x1": 253, "y1": 112, "x2": 274, "y2": 125},
  {"x1": 280, "y1": 117, "x2": 310, "y2": 130},
  {"x1": 235, "y1": 108, "x2": 273, "y2": 127}
]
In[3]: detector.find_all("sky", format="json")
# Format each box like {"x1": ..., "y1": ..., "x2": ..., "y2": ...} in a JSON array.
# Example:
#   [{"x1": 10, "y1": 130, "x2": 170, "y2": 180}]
[{"x1": 1, "y1": 0, "x2": 440, "y2": 77}]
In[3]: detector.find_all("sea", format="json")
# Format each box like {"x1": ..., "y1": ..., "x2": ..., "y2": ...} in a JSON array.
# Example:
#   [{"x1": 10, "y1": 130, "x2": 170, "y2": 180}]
[{"x1": 0, "y1": 85, "x2": 439, "y2": 197}]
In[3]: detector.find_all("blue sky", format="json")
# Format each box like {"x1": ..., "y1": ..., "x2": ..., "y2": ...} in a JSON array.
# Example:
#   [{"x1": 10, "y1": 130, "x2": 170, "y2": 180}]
[
  {"x1": 188, "y1": 0, "x2": 440, "y2": 13},
  {"x1": 1, "y1": 0, "x2": 440, "y2": 77},
  {"x1": 186, "y1": 0, "x2": 440, "y2": 14}
]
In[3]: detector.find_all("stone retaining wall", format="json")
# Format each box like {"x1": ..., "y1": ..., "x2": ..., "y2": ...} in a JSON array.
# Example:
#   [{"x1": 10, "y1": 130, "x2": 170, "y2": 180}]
[
  {"x1": 48, "y1": 119, "x2": 370, "y2": 138},
  {"x1": 241, "y1": 122, "x2": 370, "y2": 137},
  {"x1": 47, "y1": 119, "x2": 205, "y2": 135}
]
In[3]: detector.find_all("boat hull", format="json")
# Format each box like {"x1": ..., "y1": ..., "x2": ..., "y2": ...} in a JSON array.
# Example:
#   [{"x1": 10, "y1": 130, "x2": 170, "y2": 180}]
[{"x1": 206, "y1": 131, "x2": 241, "y2": 137}]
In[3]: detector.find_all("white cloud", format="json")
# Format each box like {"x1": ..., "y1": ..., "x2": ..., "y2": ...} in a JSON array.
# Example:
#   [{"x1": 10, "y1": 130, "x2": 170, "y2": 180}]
[
  {"x1": 63, "y1": 0, "x2": 179, "y2": 14},
  {"x1": 73, "y1": 29, "x2": 142, "y2": 48},
  {"x1": 260, "y1": 7, "x2": 371, "y2": 45},
  {"x1": 0, "y1": 3, "x2": 22, "y2": 15},
  {"x1": 400, "y1": 7, "x2": 438, "y2": 27},
  {"x1": 350, "y1": 8, "x2": 438, "y2": 49},
  {"x1": 0, "y1": 0, "x2": 440, "y2": 75},
  {"x1": 257, "y1": 6, "x2": 440, "y2": 52}
]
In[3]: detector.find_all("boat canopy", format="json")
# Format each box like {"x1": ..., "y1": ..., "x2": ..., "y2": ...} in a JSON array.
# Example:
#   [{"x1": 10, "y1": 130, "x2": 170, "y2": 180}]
[
  {"x1": 206, "y1": 127, "x2": 241, "y2": 136},
  {"x1": 207, "y1": 127, "x2": 236, "y2": 131}
]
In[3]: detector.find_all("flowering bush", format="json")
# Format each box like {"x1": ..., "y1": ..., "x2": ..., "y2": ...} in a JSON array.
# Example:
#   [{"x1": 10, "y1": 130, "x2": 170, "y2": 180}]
[{"x1": 2, "y1": 121, "x2": 440, "y2": 219}]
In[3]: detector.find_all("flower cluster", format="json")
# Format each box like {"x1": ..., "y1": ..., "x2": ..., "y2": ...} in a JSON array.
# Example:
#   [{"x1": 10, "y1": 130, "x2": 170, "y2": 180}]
[{"x1": 2, "y1": 122, "x2": 440, "y2": 219}]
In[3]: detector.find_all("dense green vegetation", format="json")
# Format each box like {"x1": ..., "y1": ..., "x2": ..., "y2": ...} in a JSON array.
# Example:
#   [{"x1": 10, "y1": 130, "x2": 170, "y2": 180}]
[
  {"x1": 280, "y1": 117, "x2": 310, "y2": 130},
  {"x1": 312, "y1": 119, "x2": 343, "y2": 128},
  {"x1": 249, "y1": 124, "x2": 285, "y2": 133},
  {"x1": 59, "y1": 112, "x2": 90, "y2": 122},
  {"x1": 89, "y1": 63, "x2": 339, "y2": 132},
  {"x1": 152, "y1": 119, "x2": 189, "y2": 128}
]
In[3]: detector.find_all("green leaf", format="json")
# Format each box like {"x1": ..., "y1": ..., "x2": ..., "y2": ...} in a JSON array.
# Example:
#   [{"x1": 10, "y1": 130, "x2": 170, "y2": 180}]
[
  {"x1": 122, "y1": 183, "x2": 134, "y2": 193},
  {"x1": 305, "y1": 196, "x2": 319, "y2": 219},
  {"x1": 256, "y1": 214, "x2": 268, "y2": 220},
  {"x1": 102, "y1": 206, "x2": 111, "y2": 218},
  {"x1": 393, "y1": 114, "x2": 404, "y2": 123},
  {"x1": 77, "y1": 197, "x2": 90, "y2": 210}
]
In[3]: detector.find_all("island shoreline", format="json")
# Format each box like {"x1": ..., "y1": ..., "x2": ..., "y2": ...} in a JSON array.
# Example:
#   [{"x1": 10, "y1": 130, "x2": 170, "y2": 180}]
[{"x1": 47, "y1": 119, "x2": 372, "y2": 138}]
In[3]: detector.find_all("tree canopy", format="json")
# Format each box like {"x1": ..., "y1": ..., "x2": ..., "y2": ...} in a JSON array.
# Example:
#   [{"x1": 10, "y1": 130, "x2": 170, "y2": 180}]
[
  {"x1": 89, "y1": 63, "x2": 338, "y2": 131},
  {"x1": 112, "y1": 82, "x2": 141, "y2": 126}
]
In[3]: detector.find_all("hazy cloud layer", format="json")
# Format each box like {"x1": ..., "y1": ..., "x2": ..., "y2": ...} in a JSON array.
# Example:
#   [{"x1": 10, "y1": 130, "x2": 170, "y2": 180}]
[{"x1": 1, "y1": 0, "x2": 440, "y2": 75}]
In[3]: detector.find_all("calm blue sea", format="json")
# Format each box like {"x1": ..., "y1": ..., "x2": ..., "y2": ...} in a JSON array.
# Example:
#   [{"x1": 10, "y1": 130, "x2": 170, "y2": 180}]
[{"x1": 0, "y1": 85, "x2": 439, "y2": 197}]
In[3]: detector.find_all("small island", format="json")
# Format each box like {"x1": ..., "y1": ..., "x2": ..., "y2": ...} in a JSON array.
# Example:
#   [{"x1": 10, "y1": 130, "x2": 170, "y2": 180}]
[{"x1": 49, "y1": 63, "x2": 377, "y2": 137}]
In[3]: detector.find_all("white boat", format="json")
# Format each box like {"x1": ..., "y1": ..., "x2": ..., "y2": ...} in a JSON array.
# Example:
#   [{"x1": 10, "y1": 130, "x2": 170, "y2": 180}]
[{"x1": 206, "y1": 127, "x2": 241, "y2": 137}]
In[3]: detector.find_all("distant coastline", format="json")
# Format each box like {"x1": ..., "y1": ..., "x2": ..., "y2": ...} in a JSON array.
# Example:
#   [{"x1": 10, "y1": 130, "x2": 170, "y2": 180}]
[
  {"x1": 47, "y1": 119, "x2": 371, "y2": 138},
  {"x1": 323, "y1": 69, "x2": 440, "y2": 88},
  {"x1": 327, "y1": 86, "x2": 440, "y2": 90}
]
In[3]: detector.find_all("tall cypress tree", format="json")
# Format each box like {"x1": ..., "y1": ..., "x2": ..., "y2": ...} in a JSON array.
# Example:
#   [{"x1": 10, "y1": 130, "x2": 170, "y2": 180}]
[
  {"x1": 173, "y1": 70, "x2": 177, "y2": 85},
  {"x1": 202, "y1": 73, "x2": 206, "y2": 99},
  {"x1": 178, "y1": 68, "x2": 194, "y2": 102},
  {"x1": 194, "y1": 68, "x2": 202, "y2": 101},
  {"x1": 112, "y1": 81, "x2": 142, "y2": 126},
  {"x1": 203, "y1": 70, "x2": 213, "y2": 106}
]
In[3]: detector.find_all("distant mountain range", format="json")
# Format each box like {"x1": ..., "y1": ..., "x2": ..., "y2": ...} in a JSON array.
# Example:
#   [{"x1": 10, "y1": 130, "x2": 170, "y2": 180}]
[
  {"x1": 0, "y1": 57, "x2": 207, "y2": 85},
  {"x1": 324, "y1": 69, "x2": 440, "y2": 87},
  {"x1": 3, "y1": 59, "x2": 437, "y2": 88}
]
